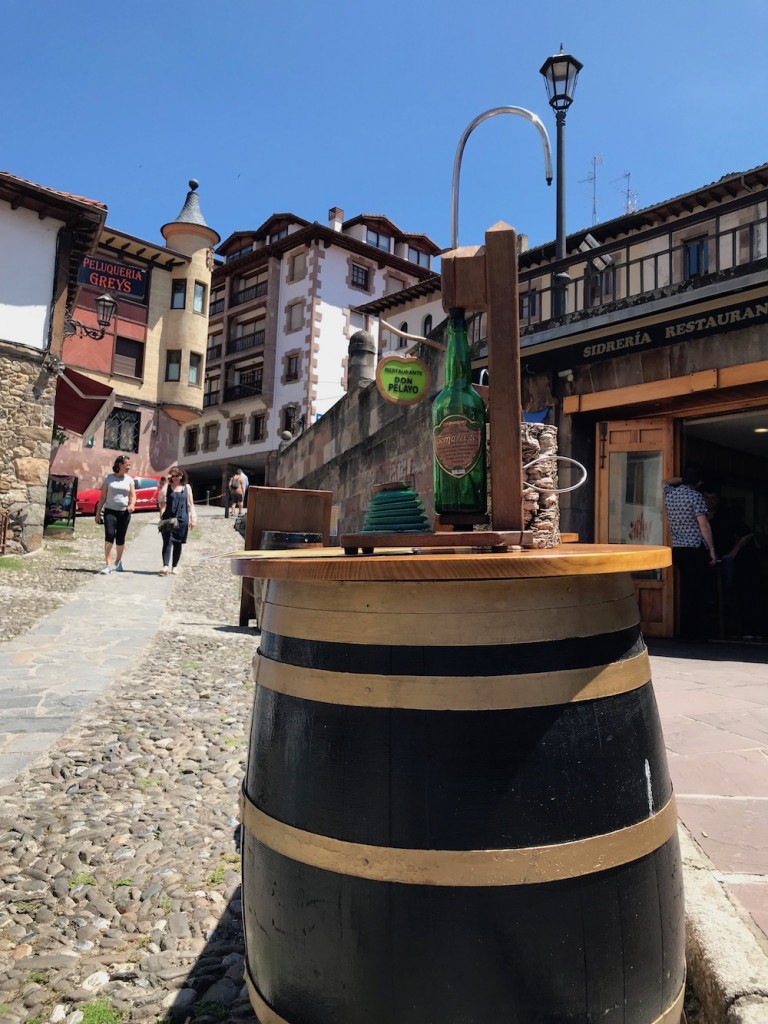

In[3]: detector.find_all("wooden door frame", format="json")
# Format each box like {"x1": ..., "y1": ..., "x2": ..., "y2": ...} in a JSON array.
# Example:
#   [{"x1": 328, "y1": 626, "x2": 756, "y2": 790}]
[{"x1": 594, "y1": 417, "x2": 675, "y2": 637}]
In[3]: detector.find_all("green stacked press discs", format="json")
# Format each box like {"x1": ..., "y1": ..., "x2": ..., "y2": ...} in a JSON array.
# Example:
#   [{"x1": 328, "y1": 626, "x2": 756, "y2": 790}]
[{"x1": 361, "y1": 484, "x2": 431, "y2": 534}]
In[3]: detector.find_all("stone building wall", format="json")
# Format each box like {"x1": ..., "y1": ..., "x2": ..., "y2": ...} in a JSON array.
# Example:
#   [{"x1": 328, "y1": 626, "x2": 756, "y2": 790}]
[
  {"x1": 0, "y1": 349, "x2": 55, "y2": 553},
  {"x1": 275, "y1": 340, "x2": 560, "y2": 545}
]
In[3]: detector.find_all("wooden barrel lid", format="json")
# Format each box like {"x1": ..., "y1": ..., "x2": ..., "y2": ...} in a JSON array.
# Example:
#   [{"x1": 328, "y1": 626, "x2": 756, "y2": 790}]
[{"x1": 230, "y1": 544, "x2": 671, "y2": 582}]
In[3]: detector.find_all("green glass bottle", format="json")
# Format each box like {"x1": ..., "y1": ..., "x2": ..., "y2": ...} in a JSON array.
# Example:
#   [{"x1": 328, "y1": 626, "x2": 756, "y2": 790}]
[{"x1": 432, "y1": 308, "x2": 487, "y2": 515}]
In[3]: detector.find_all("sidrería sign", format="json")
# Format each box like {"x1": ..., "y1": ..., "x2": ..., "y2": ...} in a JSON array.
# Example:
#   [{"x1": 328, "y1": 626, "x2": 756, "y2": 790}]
[{"x1": 523, "y1": 295, "x2": 768, "y2": 372}]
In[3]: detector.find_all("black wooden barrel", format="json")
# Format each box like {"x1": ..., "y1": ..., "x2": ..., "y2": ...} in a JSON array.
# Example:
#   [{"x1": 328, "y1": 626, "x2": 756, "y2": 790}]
[{"x1": 240, "y1": 572, "x2": 685, "y2": 1024}]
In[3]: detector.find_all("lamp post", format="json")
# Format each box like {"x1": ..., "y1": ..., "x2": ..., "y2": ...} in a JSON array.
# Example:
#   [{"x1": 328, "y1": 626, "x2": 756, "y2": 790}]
[
  {"x1": 540, "y1": 48, "x2": 583, "y2": 319},
  {"x1": 63, "y1": 292, "x2": 118, "y2": 340}
]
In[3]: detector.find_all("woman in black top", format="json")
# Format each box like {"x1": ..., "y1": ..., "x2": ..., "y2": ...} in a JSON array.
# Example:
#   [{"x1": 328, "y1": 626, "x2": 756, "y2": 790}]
[{"x1": 159, "y1": 466, "x2": 197, "y2": 575}]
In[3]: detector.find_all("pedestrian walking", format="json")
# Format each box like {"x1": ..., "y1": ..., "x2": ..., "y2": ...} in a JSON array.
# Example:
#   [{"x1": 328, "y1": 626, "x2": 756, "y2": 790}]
[
  {"x1": 158, "y1": 466, "x2": 197, "y2": 575},
  {"x1": 94, "y1": 455, "x2": 136, "y2": 574},
  {"x1": 662, "y1": 466, "x2": 718, "y2": 642},
  {"x1": 225, "y1": 471, "x2": 244, "y2": 518},
  {"x1": 154, "y1": 476, "x2": 166, "y2": 508}
]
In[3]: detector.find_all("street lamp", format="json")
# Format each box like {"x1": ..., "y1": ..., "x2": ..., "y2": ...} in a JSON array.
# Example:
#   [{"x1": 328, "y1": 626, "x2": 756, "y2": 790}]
[
  {"x1": 63, "y1": 292, "x2": 118, "y2": 340},
  {"x1": 540, "y1": 48, "x2": 583, "y2": 318}
]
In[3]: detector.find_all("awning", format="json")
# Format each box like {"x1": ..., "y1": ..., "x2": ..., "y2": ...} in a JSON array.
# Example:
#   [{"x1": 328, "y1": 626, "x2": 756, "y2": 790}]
[{"x1": 54, "y1": 366, "x2": 115, "y2": 437}]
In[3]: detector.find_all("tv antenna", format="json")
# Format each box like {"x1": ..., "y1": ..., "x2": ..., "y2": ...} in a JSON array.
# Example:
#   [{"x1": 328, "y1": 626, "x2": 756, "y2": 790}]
[
  {"x1": 612, "y1": 170, "x2": 638, "y2": 214},
  {"x1": 579, "y1": 154, "x2": 602, "y2": 225}
]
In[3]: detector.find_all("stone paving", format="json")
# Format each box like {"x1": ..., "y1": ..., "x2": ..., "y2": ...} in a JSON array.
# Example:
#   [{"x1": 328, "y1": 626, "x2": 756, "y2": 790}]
[
  {"x1": 0, "y1": 508, "x2": 259, "y2": 1024},
  {"x1": 1, "y1": 514, "x2": 766, "y2": 1022}
]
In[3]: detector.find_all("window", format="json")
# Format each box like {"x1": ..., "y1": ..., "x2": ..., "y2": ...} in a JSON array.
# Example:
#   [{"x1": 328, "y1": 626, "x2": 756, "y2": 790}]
[
  {"x1": 171, "y1": 281, "x2": 186, "y2": 309},
  {"x1": 269, "y1": 227, "x2": 288, "y2": 244},
  {"x1": 282, "y1": 405, "x2": 298, "y2": 434},
  {"x1": 185, "y1": 427, "x2": 199, "y2": 455},
  {"x1": 103, "y1": 409, "x2": 140, "y2": 452},
  {"x1": 386, "y1": 276, "x2": 405, "y2": 295},
  {"x1": 286, "y1": 355, "x2": 300, "y2": 381},
  {"x1": 422, "y1": 314, "x2": 433, "y2": 337},
  {"x1": 252, "y1": 414, "x2": 266, "y2": 442},
  {"x1": 520, "y1": 290, "x2": 538, "y2": 320},
  {"x1": 231, "y1": 419, "x2": 244, "y2": 445},
  {"x1": 225, "y1": 243, "x2": 254, "y2": 263},
  {"x1": 684, "y1": 237, "x2": 709, "y2": 278},
  {"x1": 366, "y1": 228, "x2": 391, "y2": 252},
  {"x1": 408, "y1": 246, "x2": 430, "y2": 268},
  {"x1": 193, "y1": 282, "x2": 207, "y2": 314},
  {"x1": 585, "y1": 267, "x2": 615, "y2": 308},
  {"x1": 398, "y1": 322, "x2": 409, "y2": 349},
  {"x1": 165, "y1": 350, "x2": 181, "y2": 382},
  {"x1": 113, "y1": 337, "x2": 144, "y2": 379},
  {"x1": 350, "y1": 263, "x2": 370, "y2": 290},
  {"x1": 288, "y1": 302, "x2": 304, "y2": 331},
  {"x1": 289, "y1": 251, "x2": 306, "y2": 281},
  {"x1": 238, "y1": 367, "x2": 263, "y2": 394},
  {"x1": 189, "y1": 352, "x2": 202, "y2": 385},
  {"x1": 203, "y1": 423, "x2": 217, "y2": 451}
]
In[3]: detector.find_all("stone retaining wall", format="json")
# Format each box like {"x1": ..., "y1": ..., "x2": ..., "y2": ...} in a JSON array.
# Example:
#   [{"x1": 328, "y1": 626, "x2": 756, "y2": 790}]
[{"x1": 0, "y1": 349, "x2": 55, "y2": 553}]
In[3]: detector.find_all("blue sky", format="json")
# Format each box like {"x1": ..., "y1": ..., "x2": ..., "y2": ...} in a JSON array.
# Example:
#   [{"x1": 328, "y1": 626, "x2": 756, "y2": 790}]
[{"x1": 4, "y1": 0, "x2": 767, "y2": 254}]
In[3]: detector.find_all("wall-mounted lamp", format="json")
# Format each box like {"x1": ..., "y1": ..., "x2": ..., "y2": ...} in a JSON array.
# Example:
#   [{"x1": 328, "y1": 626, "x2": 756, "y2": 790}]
[
  {"x1": 557, "y1": 368, "x2": 574, "y2": 382},
  {"x1": 63, "y1": 293, "x2": 118, "y2": 340}
]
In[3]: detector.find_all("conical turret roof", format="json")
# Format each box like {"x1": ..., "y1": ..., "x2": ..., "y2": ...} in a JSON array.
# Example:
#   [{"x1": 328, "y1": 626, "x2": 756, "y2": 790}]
[{"x1": 161, "y1": 179, "x2": 219, "y2": 242}]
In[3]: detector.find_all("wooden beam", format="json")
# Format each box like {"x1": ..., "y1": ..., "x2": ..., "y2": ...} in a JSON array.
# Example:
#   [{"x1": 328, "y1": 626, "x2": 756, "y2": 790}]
[
  {"x1": 484, "y1": 222, "x2": 522, "y2": 531},
  {"x1": 564, "y1": 368, "x2": 723, "y2": 414},
  {"x1": 440, "y1": 245, "x2": 487, "y2": 312}
]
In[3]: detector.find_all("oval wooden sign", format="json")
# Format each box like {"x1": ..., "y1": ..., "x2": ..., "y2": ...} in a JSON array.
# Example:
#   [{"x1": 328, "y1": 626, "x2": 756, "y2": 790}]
[{"x1": 376, "y1": 355, "x2": 430, "y2": 406}]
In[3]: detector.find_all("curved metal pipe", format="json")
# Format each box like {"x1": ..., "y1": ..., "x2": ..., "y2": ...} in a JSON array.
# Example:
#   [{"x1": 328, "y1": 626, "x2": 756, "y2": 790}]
[{"x1": 451, "y1": 106, "x2": 553, "y2": 251}]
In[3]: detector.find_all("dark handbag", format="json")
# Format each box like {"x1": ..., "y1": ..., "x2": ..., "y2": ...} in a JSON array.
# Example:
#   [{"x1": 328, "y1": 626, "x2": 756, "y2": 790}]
[{"x1": 158, "y1": 516, "x2": 178, "y2": 535}]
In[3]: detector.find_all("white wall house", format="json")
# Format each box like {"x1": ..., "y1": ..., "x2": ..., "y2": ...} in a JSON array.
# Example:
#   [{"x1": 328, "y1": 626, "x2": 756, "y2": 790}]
[
  {"x1": 179, "y1": 208, "x2": 440, "y2": 495},
  {"x1": 0, "y1": 172, "x2": 105, "y2": 551}
]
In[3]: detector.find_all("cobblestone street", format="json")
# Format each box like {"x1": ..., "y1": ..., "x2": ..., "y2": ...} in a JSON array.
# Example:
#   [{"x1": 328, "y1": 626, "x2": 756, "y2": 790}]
[
  {"x1": 0, "y1": 511, "x2": 261, "y2": 1024},
  {"x1": 3, "y1": 512, "x2": 765, "y2": 1023}
]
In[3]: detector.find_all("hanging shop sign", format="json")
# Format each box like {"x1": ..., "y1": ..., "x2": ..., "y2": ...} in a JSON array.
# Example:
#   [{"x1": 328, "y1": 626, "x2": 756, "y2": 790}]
[
  {"x1": 523, "y1": 295, "x2": 768, "y2": 372},
  {"x1": 376, "y1": 355, "x2": 431, "y2": 406},
  {"x1": 78, "y1": 255, "x2": 147, "y2": 300}
]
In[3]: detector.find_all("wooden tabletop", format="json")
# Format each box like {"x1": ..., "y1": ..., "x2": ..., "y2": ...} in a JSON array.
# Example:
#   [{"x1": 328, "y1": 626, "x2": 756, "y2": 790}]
[{"x1": 230, "y1": 544, "x2": 671, "y2": 582}]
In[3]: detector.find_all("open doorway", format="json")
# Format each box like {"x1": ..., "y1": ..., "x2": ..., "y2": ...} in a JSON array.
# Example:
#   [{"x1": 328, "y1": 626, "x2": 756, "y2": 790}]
[{"x1": 683, "y1": 409, "x2": 768, "y2": 642}]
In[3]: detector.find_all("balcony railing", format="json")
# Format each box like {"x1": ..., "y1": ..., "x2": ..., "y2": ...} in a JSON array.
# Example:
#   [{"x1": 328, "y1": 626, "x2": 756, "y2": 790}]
[
  {"x1": 203, "y1": 391, "x2": 220, "y2": 408},
  {"x1": 227, "y1": 329, "x2": 265, "y2": 356},
  {"x1": 518, "y1": 203, "x2": 768, "y2": 332},
  {"x1": 231, "y1": 280, "x2": 268, "y2": 306},
  {"x1": 206, "y1": 344, "x2": 222, "y2": 362},
  {"x1": 209, "y1": 298, "x2": 225, "y2": 316},
  {"x1": 224, "y1": 382, "x2": 263, "y2": 403}
]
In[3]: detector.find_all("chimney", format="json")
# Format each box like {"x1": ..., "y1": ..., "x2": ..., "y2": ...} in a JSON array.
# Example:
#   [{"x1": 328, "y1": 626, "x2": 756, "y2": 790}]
[
  {"x1": 347, "y1": 330, "x2": 376, "y2": 389},
  {"x1": 328, "y1": 206, "x2": 344, "y2": 232}
]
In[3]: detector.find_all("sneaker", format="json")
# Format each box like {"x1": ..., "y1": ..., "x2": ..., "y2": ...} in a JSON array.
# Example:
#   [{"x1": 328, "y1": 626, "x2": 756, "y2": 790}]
[
  {"x1": 171, "y1": 568, "x2": 179, "y2": 575},
  {"x1": 115, "y1": 561, "x2": 124, "y2": 572},
  {"x1": 161, "y1": 566, "x2": 169, "y2": 576},
  {"x1": 100, "y1": 566, "x2": 112, "y2": 575}
]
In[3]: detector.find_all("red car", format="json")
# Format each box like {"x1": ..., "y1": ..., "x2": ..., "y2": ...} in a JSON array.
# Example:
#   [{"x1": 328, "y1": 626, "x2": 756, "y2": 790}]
[{"x1": 76, "y1": 475, "x2": 162, "y2": 515}]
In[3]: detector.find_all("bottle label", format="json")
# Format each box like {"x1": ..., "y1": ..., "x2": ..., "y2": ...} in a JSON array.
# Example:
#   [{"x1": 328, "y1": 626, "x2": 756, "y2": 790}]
[{"x1": 433, "y1": 414, "x2": 483, "y2": 478}]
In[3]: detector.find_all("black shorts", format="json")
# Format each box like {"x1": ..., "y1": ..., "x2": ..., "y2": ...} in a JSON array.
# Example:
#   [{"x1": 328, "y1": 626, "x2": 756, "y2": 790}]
[{"x1": 103, "y1": 509, "x2": 131, "y2": 545}]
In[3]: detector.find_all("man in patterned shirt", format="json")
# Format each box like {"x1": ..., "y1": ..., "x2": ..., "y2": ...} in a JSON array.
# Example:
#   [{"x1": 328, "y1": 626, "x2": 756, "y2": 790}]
[{"x1": 663, "y1": 466, "x2": 718, "y2": 642}]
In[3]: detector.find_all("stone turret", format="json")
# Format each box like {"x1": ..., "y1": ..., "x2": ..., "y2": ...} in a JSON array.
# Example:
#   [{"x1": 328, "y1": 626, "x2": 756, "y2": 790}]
[{"x1": 158, "y1": 180, "x2": 220, "y2": 424}]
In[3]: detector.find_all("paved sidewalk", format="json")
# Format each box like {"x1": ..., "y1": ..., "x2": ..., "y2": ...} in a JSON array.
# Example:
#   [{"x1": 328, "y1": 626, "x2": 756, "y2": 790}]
[
  {"x1": 0, "y1": 506, "x2": 221, "y2": 784},
  {"x1": 649, "y1": 639, "x2": 768, "y2": 948}
]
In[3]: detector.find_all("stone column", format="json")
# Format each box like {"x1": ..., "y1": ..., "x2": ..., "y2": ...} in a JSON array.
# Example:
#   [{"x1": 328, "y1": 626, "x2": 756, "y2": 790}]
[
  {"x1": 347, "y1": 330, "x2": 376, "y2": 389},
  {"x1": 521, "y1": 423, "x2": 560, "y2": 547}
]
